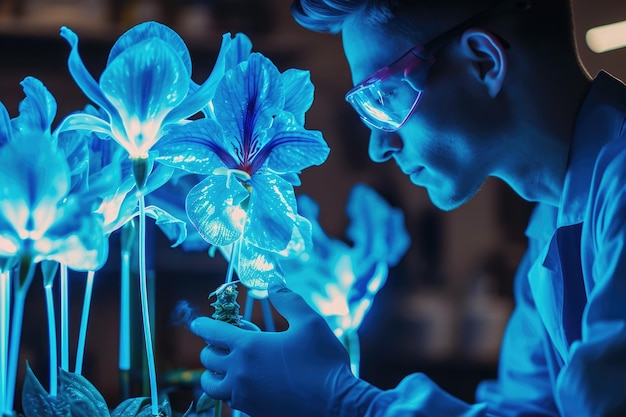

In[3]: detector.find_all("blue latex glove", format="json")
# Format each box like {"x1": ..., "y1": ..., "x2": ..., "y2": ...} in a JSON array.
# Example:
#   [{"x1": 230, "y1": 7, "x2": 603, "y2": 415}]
[{"x1": 190, "y1": 279, "x2": 381, "y2": 417}]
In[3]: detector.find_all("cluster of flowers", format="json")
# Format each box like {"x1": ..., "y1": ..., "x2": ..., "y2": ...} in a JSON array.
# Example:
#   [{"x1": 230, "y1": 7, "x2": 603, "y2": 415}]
[
  {"x1": 0, "y1": 21, "x2": 328, "y2": 417},
  {"x1": 0, "y1": 19, "x2": 411, "y2": 417}
]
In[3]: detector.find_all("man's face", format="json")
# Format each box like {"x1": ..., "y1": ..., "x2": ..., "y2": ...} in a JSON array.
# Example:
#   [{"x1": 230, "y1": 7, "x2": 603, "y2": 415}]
[{"x1": 341, "y1": 17, "x2": 505, "y2": 211}]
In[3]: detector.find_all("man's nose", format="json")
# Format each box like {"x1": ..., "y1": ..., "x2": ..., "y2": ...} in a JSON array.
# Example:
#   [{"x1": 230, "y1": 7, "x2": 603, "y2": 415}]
[{"x1": 368, "y1": 129, "x2": 403, "y2": 162}]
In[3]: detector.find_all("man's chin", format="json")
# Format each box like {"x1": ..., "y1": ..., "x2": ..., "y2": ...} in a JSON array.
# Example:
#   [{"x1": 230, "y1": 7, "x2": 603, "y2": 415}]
[{"x1": 426, "y1": 186, "x2": 476, "y2": 212}]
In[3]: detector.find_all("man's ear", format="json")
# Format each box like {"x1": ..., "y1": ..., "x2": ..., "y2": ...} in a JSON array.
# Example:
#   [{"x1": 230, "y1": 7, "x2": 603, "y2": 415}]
[{"x1": 460, "y1": 28, "x2": 507, "y2": 97}]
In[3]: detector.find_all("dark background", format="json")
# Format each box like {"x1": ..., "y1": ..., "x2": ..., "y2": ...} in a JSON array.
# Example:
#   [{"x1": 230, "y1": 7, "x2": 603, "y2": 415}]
[{"x1": 1, "y1": 0, "x2": 625, "y2": 412}]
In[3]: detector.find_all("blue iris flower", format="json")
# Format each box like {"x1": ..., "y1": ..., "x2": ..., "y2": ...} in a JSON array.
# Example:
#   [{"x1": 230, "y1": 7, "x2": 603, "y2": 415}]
[
  {"x1": 157, "y1": 52, "x2": 329, "y2": 288},
  {"x1": 284, "y1": 184, "x2": 410, "y2": 336},
  {"x1": 0, "y1": 77, "x2": 107, "y2": 271},
  {"x1": 57, "y1": 22, "x2": 252, "y2": 160}
]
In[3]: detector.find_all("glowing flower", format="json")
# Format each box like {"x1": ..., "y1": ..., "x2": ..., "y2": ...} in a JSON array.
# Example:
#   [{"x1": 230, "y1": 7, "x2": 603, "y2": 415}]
[
  {"x1": 73, "y1": 123, "x2": 187, "y2": 246},
  {"x1": 284, "y1": 184, "x2": 410, "y2": 336},
  {"x1": 57, "y1": 22, "x2": 251, "y2": 161},
  {"x1": 157, "y1": 52, "x2": 329, "y2": 288},
  {"x1": 0, "y1": 77, "x2": 107, "y2": 271}
]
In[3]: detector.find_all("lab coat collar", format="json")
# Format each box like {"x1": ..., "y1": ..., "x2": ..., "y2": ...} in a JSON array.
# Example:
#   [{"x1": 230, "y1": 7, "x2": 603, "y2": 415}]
[{"x1": 557, "y1": 71, "x2": 626, "y2": 228}]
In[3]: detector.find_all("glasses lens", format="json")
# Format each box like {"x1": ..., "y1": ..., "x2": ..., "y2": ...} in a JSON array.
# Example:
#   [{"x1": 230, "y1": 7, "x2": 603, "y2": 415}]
[{"x1": 346, "y1": 75, "x2": 422, "y2": 131}]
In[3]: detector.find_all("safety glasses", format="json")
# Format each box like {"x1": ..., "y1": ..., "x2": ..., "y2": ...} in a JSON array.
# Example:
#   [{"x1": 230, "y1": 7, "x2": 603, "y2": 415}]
[{"x1": 345, "y1": 0, "x2": 530, "y2": 132}]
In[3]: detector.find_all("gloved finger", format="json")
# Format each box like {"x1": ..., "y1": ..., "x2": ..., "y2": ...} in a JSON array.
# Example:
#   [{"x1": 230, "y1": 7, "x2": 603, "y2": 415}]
[
  {"x1": 191, "y1": 316, "x2": 241, "y2": 349},
  {"x1": 200, "y1": 369, "x2": 231, "y2": 401},
  {"x1": 199, "y1": 344, "x2": 231, "y2": 375},
  {"x1": 268, "y1": 277, "x2": 319, "y2": 326}
]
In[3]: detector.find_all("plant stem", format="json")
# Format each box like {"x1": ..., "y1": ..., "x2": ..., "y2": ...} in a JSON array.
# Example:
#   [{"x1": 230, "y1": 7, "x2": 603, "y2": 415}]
[
  {"x1": 75, "y1": 271, "x2": 95, "y2": 375},
  {"x1": 0, "y1": 270, "x2": 11, "y2": 413},
  {"x1": 260, "y1": 298, "x2": 275, "y2": 332},
  {"x1": 60, "y1": 264, "x2": 69, "y2": 372},
  {"x1": 343, "y1": 330, "x2": 360, "y2": 378},
  {"x1": 44, "y1": 281, "x2": 58, "y2": 396},
  {"x1": 5, "y1": 258, "x2": 36, "y2": 414},
  {"x1": 243, "y1": 292, "x2": 254, "y2": 322},
  {"x1": 119, "y1": 220, "x2": 134, "y2": 400},
  {"x1": 138, "y1": 193, "x2": 159, "y2": 416},
  {"x1": 213, "y1": 399, "x2": 222, "y2": 417},
  {"x1": 225, "y1": 240, "x2": 241, "y2": 284}
]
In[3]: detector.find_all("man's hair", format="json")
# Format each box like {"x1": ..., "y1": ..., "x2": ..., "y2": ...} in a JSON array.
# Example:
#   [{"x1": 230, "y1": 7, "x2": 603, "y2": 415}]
[{"x1": 291, "y1": 0, "x2": 577, "y2": 58}]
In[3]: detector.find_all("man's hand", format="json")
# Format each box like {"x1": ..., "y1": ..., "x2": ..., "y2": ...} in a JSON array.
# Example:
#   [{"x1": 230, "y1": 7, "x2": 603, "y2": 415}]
[{"x1": 190, "y1": 279, "x2": 379, "y2": 417}]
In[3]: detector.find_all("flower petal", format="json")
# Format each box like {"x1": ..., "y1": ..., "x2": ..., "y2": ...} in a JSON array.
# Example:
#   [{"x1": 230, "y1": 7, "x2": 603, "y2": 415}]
[
  {"x1": 12, "y1": 77, "x2": 57, "y2": 134},
  {"x1": 144, "y1": 205, "x2": 187, "y2": 247},
  {"x1": 0, "y1": 133, "x2": 70, "y2": 237},
  {"x1": 171, "y1": 32, "x2": 253, "y2": 124},
  {"x1": 156, "y1": 118, "x2": 236, "y2": 174},
  {"x1": 245, "y1": 172, "x2": 296, "y2": 252},
  {"x1": 100, "y1": 38, "x2": 190, "y2": 155},
  {"x1": 60, "y1": 27, "x2": 123, "y2": 129},
  {"x1": 185, "y1": 175, "x2": 249, "y2": 246},
  {"x1": 57, "y1": 130, "x2": 90, "y2": 193},
  {"x1": 212, "y1": 53, "x2": 283, "y2": 152},
  {"x1": 345, "y1": 183, "x2": 410, "y2": 269},
  {"x1": 55, "y1": 112, "x2": 114, "y2": 138},
  {"x1": 237, "y1": 240, "x2": 284, "y2": 290},
  {"x1": 107, "y1": 21, "x2": 192, "y2": 77},
  {"x1": 282, "y1": 69, "x2": 314, "y2": 125},
  {"x1": 40, "y1": 196, "x2": 108, "y2": 271},
  {"x1": 259, "y1": 114, "x2": 329, "y2": 173},
  {"x1": 0, "y1": 101, "x2": 12, "y2": 146}
]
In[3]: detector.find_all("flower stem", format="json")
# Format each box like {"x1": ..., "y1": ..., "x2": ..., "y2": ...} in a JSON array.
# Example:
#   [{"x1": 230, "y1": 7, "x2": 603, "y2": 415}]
[
  {"x1": 138, "y1": 193, "x2": 159, "y2": 416},
  {"x1": 119, "y1": 220, "x2": 135, "y2": 401},
  {"x1": 213, "y1": 399, "x2": 223, "y2": 417},
  {"x1": 260, "y1": 298, "x2": 275, "y2": 332},
  {"x1": 343, "y1": 330, "x2": 360, "y2": 378},
  {"x1": 225, "y1": 240, "x2": 241, "y2": 284},
  {"x1": 243, "y1": 292, "x2": 254, "y2": 322},
  {"x1": 0, "y1": 270, "x2": 11, "y2": 413},
  {"x1": 60, "y1": 264, "x2": 69, "y2": 372},
  {"x1": 44, "y1": 281, "x2": 58, "y2": 396},
  {"x1": 75, "y1": 271, "x2": 95, "y2": 375},
  {"x1": 5, "y1": 258, "x2": 36, "y2": 414}
]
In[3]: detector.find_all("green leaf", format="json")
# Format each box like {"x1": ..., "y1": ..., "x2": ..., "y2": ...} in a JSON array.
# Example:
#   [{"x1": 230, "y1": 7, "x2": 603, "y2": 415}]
[
  {"x1": 195, "y1": 393, "x2": 216, "y2": 413},
  {"x1": 110, "y1": 398, "x2": 150, "y2": 417},
  {"x1": 57, "y1": 368, "x2": 110, "y2": 417},
  {"x1": 21, "y1": 363, "x2": 69, "y2": 417}
]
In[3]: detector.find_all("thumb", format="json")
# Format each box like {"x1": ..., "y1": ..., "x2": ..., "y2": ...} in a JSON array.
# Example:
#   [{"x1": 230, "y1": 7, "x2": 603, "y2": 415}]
[{"x1": 268, "y1": 277, "x2": 318, "y2": 325}]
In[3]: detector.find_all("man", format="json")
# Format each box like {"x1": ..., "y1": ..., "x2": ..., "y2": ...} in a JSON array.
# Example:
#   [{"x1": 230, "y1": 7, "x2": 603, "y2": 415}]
[{"x1": 191, "y1": 0, "x2": 626, "y2": 415}]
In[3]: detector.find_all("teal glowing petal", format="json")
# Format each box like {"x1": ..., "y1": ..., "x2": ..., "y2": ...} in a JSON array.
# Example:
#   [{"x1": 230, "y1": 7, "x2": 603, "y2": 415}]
[
  {"x1": 0, "y1": 102, "x2": 11, "y2": 146},
  {"x1": 265, "y1": 114, "x2": 329, "y2": 173},
  {"x1": 278, "y1": 215, "x2": 313, "y2": 257},
  {"x1": 212, "y1": 53, "x2": 283, "y2": 149},
  {"x1": 237, "y1": 240, "x2": 285, "y2": 290},
  {"x1": 60, "y1": 27, "x2": 125, "y2": 131},
  {"x1": 99, "y1": 161, "x2": 174, "y2": 235},
  {"x1": 0, "y1": 134, "x2": 70, "y2": 239},
  {"x1": 60, "y1": 23, "x2": 214, "y2": 160},
  {"x1": 345, "y1": 183, "x2": 410, "y2": 268},
  {"x1": 0, "y1": 132, "x2": 107, "y2": 270},
  {"x1": 281, "y1": 69, "x2": 314, "y2": 125},
  {"x1": 155, "y1": 118, "x2": 230, "y2": 174},
  {"x1": 185, "y1": 174, "x2": 249, "y2": 246},
  {"x1": 198, "y1": 32, "x2": 253, "y2": 119},
  {"x1": 245, "y1": 172, "x2": 297, "y2": 252},
  {"x1": 100, "y1": 38, "x2": 189, "y2": 156},
  {"x1": 12, "y1": 77, "x2": 57, "y2": 135},
  {"x1": 165, "y1": 32, "x2": 252, "y2": 125},
  {"x1": 37, "y1": 195, "x2": 107, "y2": 270},
  {"x1": 56, "y1": 112, "x2": 114, "y2": 139},
  {"x1": 107, "y1": 21, "x2": 192, "y2": 75}
]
